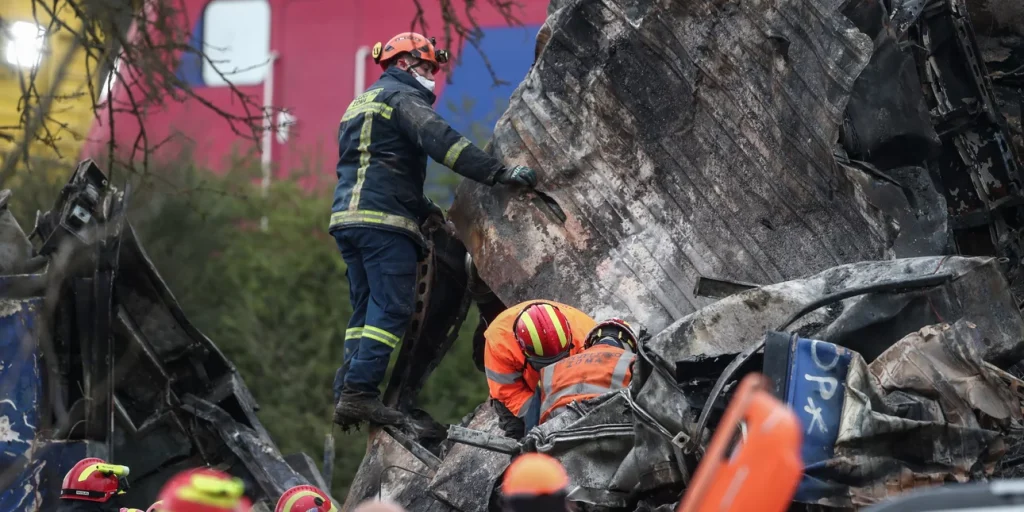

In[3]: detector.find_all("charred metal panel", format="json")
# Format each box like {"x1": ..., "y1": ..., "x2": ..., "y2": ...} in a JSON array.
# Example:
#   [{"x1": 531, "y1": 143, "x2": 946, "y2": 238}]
[
  {"x1": 384, "y1": 227, "x2": 472, "y2": 424},
  {"x1": 840, "y1": 0, "x2": 939, "y2": 170},
  {"x1": 650, "y1": 257, "x2": 1024, "y2": 366},
  {"x1": 842, "y1": 161, "x2": 951, "y2": 257},
  {"x1": 451, "y1": 0, "x2": 894, "y2": 334},
  {"x1": 428, "y1": 403, "x2": 510, "y2": 512},
  {"x1": 341, "y1": 428, "x2": 452, "y2": 512},
  {"x1": 908, "y1": 0, "x2": 1024, "y2": 256}
]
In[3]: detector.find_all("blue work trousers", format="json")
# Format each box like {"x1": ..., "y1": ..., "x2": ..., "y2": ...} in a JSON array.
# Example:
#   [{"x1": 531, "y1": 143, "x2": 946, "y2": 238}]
[{"x1": 332, "y1": 227, "x2": 419, "y2": 399}]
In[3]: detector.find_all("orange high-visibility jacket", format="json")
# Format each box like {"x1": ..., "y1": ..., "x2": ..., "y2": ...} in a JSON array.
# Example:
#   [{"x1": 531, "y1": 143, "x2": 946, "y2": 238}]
[
  {"x1": 537, "y1": 343, "x2": 634, "y2": 424},
  {"x1": 483, "y1": 300, "x2": 596, "y2": 417}
]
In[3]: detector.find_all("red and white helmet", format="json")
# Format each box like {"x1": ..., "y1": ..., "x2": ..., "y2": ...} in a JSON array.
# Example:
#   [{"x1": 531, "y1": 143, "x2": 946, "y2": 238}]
[
  {"x1": 513, "y1": 303, "x2": 573, "y2": 366},
  {"x1": 584, "y1": 318, "x2": 638, "y2": 352},
  {"x1": 156, "y1": 468, "x2": 251, "y2": 512},
  {"x1": 275, "y1": 485, "x2": 336, "y2": 512},
  {"x1": 61, "y1": 457, "x2": 130, "y2": 503}
]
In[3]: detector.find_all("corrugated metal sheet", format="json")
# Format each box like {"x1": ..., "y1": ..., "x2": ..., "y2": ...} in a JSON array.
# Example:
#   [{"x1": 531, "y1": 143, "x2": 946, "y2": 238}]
[{"x1": 451, "y1": 0, "x2": 895, "y2": 335}]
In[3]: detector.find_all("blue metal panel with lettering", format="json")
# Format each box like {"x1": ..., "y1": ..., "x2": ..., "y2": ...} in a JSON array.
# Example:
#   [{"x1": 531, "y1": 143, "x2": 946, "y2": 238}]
[
  {"x1": 786, "y1": 337, "x2": 852, "y2": 464},
  {"x1": 781, "y1": 335, "x2": 854, "y2": 502}
]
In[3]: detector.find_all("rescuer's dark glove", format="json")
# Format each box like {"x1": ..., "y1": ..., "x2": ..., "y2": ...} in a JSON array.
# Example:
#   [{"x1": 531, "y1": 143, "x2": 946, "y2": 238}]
[
  {"x1": 492, "y1": 400, "x2": 526, "y2": 440},
  {"x1": 497, "y1": 165, "x2": 537, "y2": 187}
]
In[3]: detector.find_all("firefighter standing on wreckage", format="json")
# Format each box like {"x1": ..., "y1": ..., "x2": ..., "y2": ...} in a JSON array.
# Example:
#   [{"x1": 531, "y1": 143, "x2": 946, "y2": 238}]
[{"x1": 329, "y1": 32, "x2": 538, "y2": 427}]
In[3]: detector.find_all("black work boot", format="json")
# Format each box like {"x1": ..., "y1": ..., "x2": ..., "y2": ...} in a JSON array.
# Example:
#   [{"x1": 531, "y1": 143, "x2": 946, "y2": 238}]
[{"x1": 334, "y1": 389, "x2": 406, "y2": 427}]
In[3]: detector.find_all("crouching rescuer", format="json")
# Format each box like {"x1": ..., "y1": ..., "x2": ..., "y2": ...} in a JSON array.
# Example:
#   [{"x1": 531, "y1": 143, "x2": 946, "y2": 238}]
[
  {"x1": 330, "y1": 32, "x2": 538, "y2": 426},
  {"x1": 525, "y1": 318, "x2": 637, "y2": 430},
  {"x1": 484, "y1": 301, "x2": 596, "y2": 438}
]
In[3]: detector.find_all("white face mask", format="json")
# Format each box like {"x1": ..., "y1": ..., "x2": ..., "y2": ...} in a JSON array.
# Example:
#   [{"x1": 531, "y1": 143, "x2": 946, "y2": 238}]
[
  {"x1": 408, "y1": 64, "x2": 436, "y2": 93},
  {"x1": 413, "y1": 73, "x2": 435, "y2": 93}
]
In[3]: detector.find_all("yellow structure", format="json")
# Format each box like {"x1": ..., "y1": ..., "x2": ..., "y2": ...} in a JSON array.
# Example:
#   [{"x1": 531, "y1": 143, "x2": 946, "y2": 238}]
[{"x1": 0, "y1": 1, "x2": 107, "y2": 176}]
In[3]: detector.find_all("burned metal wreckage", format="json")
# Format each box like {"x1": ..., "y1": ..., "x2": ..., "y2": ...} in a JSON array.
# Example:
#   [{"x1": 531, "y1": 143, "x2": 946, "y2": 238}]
[
  {"x1": 3, "y1": 0, "x2": 1024, "y2": 511},
  {"x1": 0, "y1": 161, "x2": 333, "y2": 510},
  {"x1": 347, "y1": 0, "x2": 1024, "y2": 509}
]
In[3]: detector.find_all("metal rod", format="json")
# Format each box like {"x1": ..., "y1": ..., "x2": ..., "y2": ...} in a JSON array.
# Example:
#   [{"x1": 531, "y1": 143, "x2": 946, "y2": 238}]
[{"x1": 260, "y1": 52, "x2": 279, "y2": 232}]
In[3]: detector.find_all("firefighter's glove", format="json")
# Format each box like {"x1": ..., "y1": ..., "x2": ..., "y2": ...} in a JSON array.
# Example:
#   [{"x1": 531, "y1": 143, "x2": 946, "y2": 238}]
[{"x1": 497, "y1": 165, "x2": 537, "y2": 187}]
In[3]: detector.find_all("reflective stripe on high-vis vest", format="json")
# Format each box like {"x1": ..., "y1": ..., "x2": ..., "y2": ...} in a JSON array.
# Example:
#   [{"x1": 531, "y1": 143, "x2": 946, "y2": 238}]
[
  {"x1": 331, "y1": 87, "x2": 423, "y2": 239},
  {"x1": 328, "y1": 209, "x2": 422, "y2": 234},
  {"x1": 443, "y1": 137, "x2": 471, "y2": 168},
  {"x1": 538, "y1": 346, "x2": 634, "y2": 423},
  {"x1": 486, "y1": 368, "x2": 522, "y2": 385}
]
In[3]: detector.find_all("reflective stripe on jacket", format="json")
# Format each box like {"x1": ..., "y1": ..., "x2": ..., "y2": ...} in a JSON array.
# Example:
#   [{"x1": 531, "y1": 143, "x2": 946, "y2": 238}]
[
  {"x1": 483, "y1": 300, "x2": 596, "y2": 417},
  {"x1": 537, "y1": 344, "x2": 634, "y2": 424},
  {"x1": 330, "y1": 67, "x2": 504, "y2": 243}
]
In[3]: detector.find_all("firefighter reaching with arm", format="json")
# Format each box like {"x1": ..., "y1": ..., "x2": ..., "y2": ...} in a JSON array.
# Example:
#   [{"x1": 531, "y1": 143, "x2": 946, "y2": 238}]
[{"x1": 330, "y1": 32, "x2": 538, "y2": 427}]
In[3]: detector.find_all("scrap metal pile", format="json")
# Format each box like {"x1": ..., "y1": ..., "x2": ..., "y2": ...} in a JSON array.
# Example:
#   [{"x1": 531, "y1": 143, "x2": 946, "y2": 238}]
[
  {"x1": 0, "y1": 161, "x2": 331, "y2": 510},
  {"x1": 344, "y1": 0, "x2": 1024, "y2": 509}
]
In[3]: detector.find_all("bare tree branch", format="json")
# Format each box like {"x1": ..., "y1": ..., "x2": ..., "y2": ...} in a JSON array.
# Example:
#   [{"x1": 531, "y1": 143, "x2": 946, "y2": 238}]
[{"x1": 1, "y1": 0, "x2": 524, "y2": 184}]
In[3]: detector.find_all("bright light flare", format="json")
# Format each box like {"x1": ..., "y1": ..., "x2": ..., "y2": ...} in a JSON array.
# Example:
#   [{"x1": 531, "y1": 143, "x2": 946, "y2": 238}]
[{"x1": 4, "y1": 21, "x2": 46, "y2": 69}]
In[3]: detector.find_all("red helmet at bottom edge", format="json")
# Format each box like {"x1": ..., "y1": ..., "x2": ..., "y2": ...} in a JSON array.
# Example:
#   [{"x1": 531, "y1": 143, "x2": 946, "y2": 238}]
[
  {"x1": 61, "y1": 458, "x2": 130, "y2": 503},
  {"x1": 156, "y1": 468, "x2": 252, "y2": 512},
  {"x1": 276, "y1": 485, "x2": 337, "y2": 512}
]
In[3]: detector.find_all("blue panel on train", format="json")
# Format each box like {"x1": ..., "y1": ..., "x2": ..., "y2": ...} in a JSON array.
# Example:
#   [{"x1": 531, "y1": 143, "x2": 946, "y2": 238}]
[
  {"x1": 0, "y1": 293, "x2": 45, "y2": 510},
  {"x1": 785, "y1": 336, "x2": 852, "y2": 466},
  {"x1": 763, "y1": 331, "x2": 855, "y2": 503}
]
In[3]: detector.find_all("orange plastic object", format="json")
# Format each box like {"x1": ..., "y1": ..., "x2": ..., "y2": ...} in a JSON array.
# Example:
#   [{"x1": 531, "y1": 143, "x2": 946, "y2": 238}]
[{"x1": 677, "y1": 373, "x2": 803, "y2": 512}]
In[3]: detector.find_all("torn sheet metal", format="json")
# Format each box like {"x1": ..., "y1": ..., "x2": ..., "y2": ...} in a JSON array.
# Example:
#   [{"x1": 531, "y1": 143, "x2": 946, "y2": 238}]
[
  {"x1": 450, "y1": 0, "x2": 893, "y2": 335},
  {"x1": 648, "y1": 256, "x2": 1024, "y2": 366},
  {"x1": 181, "y1": 395, "x2": 313, "y2": 500},
  {"x1": 804, "y1": 321, "x2": 1024, "y2": 508},
  {"x1": 341, "y1": 427, "x2": 451, "y2": 512},
  {"x1": 843, "y1": 162, "x2": 951, "y2": 257},
  {"x1": 428, "y1": 403, "x2": 510, "y2": 512},
  {"x1": 627, "y1": 257, "x2": 1024, "y2": 502},
  {"x1": 890, "y1": 0, "x2": 927, "y2": 36},
  {"x1": 840, "y1": 0, "x2": 939, "y2": 170},
  {"x1": 525, "y1": 392, "x2": 637, "y2": 509}
]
